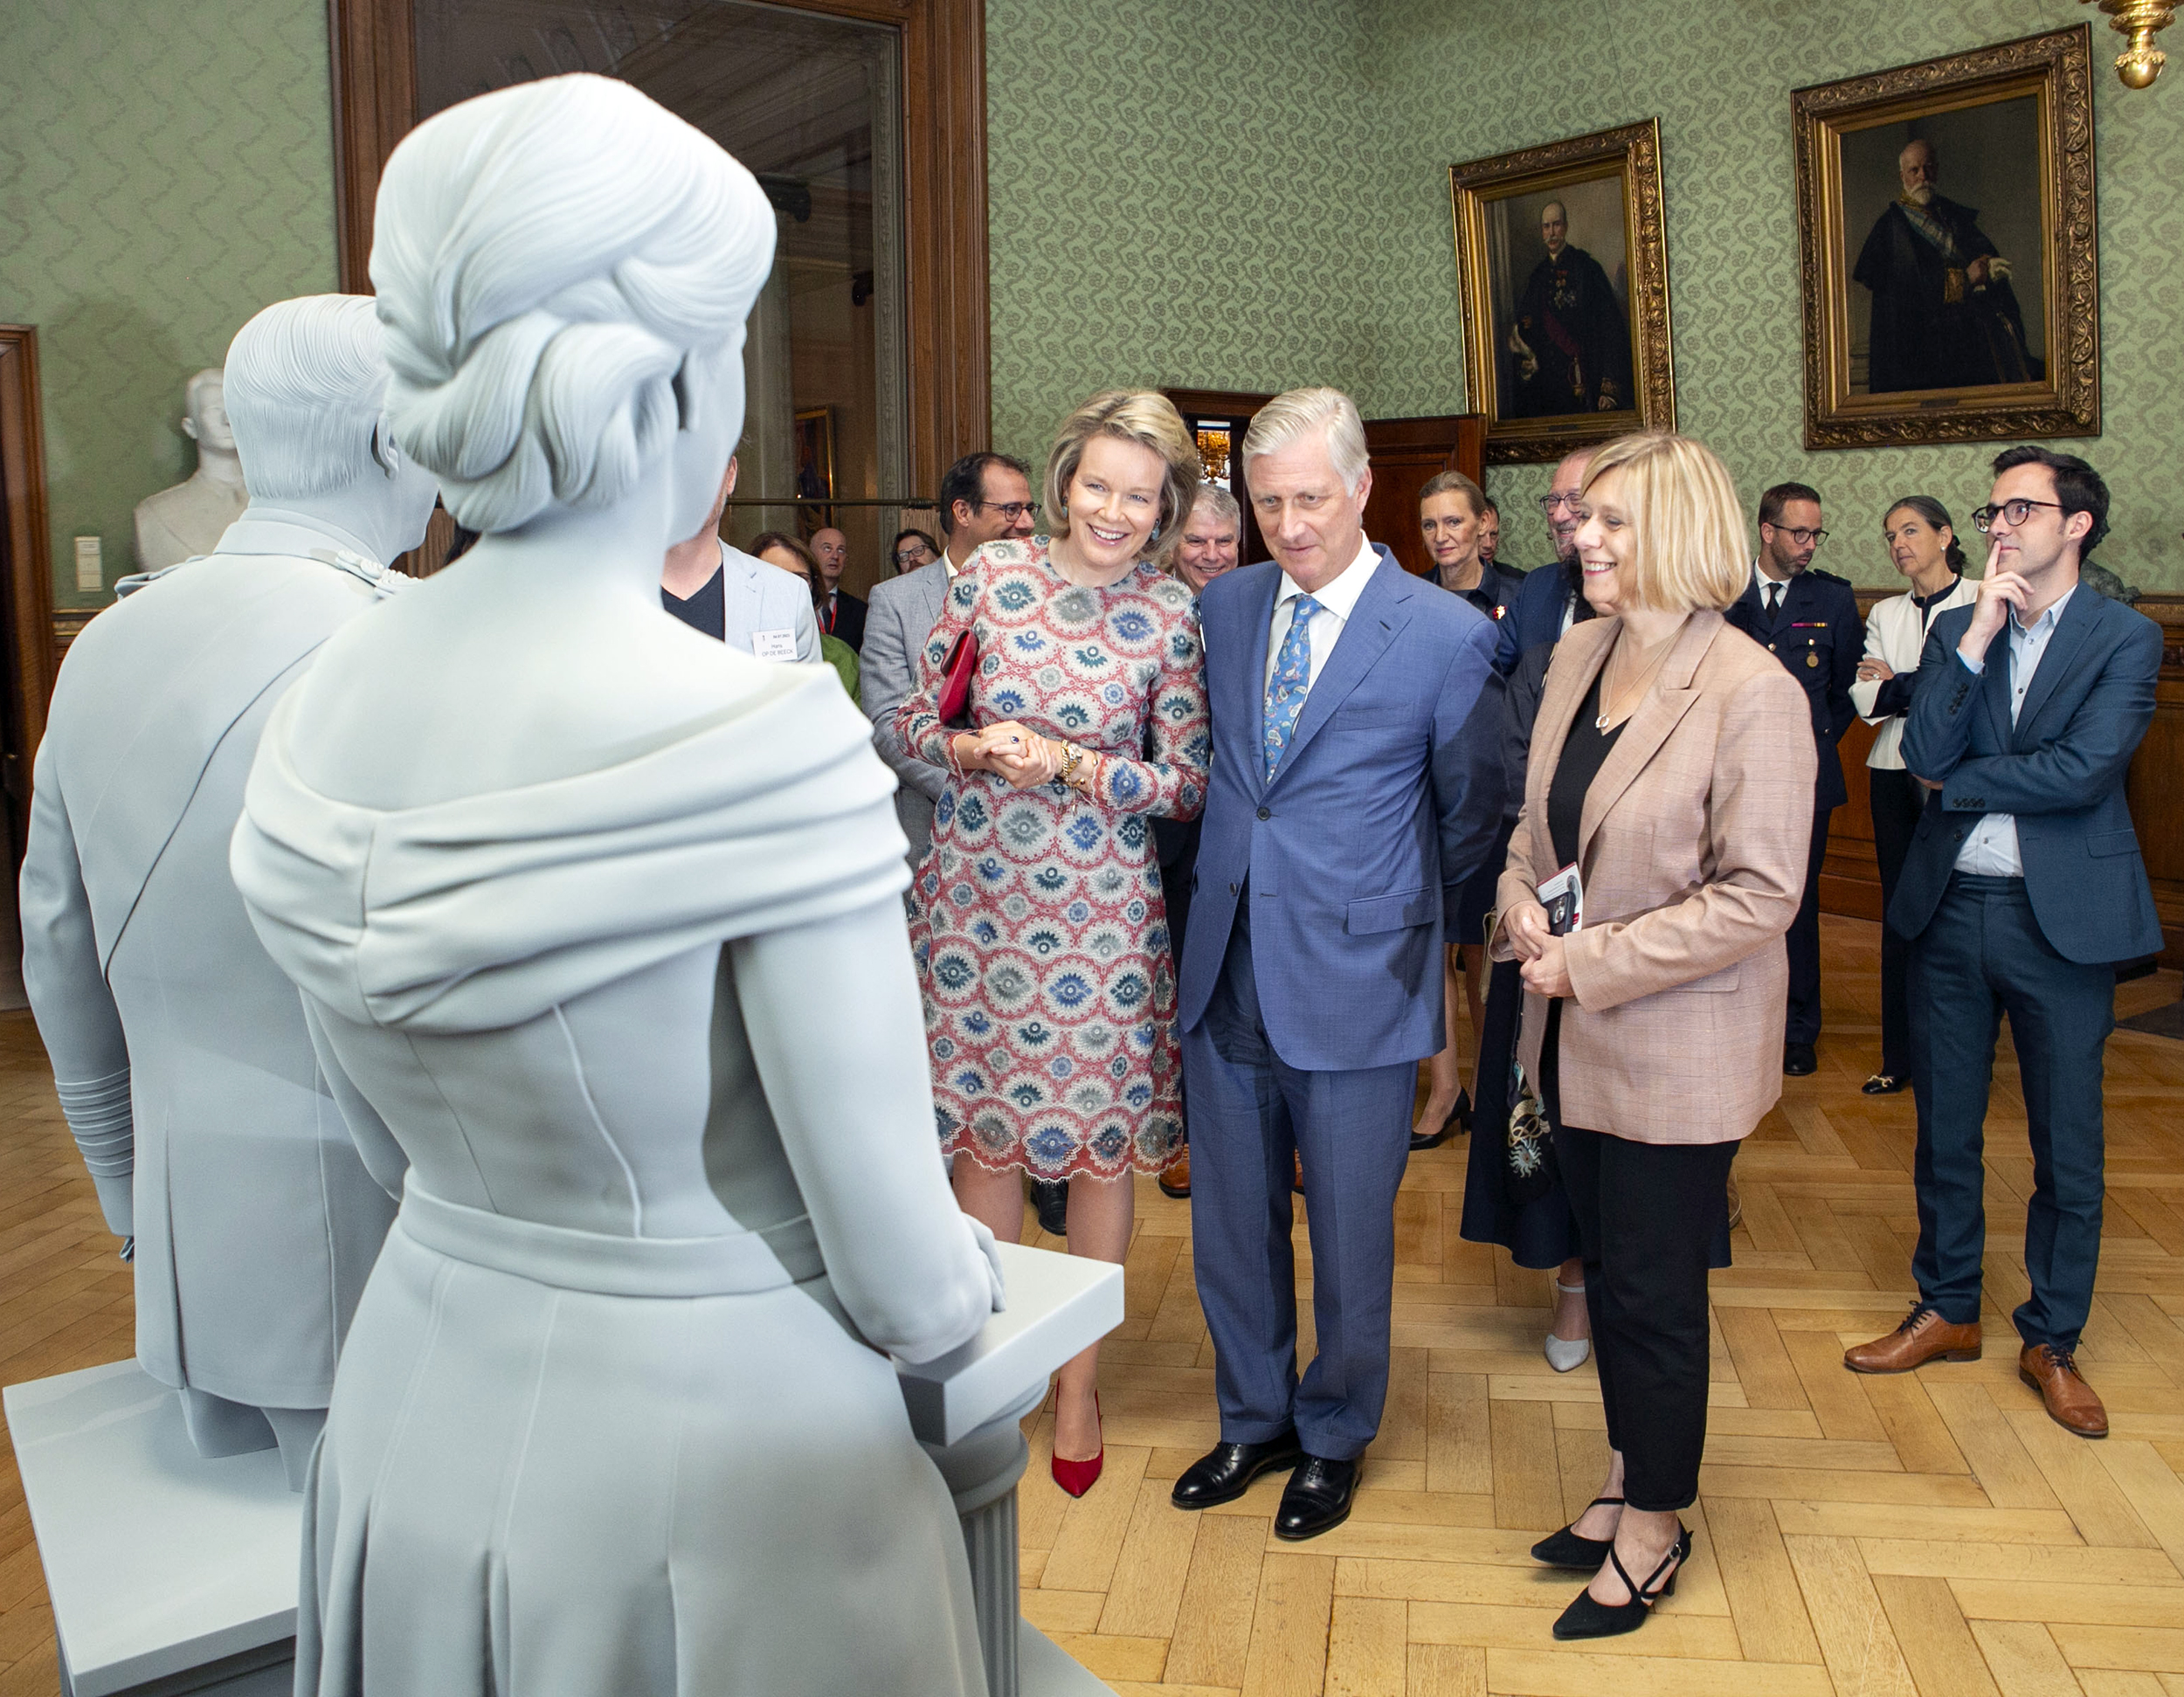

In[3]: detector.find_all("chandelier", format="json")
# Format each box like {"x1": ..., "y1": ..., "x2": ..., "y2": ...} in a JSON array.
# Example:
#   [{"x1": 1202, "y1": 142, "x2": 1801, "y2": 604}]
[{"x1": 2083, "y1": 0, "x2": 2173, "y2": 86}]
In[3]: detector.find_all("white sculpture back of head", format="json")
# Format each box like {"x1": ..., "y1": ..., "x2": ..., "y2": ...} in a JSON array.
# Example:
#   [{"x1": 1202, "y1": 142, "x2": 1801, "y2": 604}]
[
  {"x1": 230, "y1": 74, "x2": 1002, "y2": 1694},
  {"x1": 19, "y1": 293, "x2": 434, "y2": 1493},
  {"x1": 132, "y1": 366, "x2": 249, "y2": 571}
]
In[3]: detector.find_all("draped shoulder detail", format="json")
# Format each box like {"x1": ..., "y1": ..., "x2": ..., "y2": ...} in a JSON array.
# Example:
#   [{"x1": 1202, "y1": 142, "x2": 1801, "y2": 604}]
[{"x1": 232, "y1": 666, "x2": 909, "y2": 1033}]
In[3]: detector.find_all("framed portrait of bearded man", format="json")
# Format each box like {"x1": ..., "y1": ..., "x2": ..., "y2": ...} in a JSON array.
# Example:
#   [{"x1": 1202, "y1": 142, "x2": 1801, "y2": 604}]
[
  {"x1": 1793, "y1": 24, "x2": 2099, "y2": 451},
  {"x1": 1449, "y1": 119, "x2": 1677, "y2": 466}
]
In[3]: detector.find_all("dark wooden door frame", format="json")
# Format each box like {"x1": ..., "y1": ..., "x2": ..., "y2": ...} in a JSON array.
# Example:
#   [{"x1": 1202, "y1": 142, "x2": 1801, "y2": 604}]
[
  {"x1": 327, "y1": 0, "x2": 992, "y2": 503},
  {"x1": 0, "y1": 326, "x2": 58, "y2": 855}
]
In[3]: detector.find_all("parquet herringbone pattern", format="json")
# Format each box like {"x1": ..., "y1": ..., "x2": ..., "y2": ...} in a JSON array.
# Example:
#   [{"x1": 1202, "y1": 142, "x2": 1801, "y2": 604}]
[{"x1": 0, "y1": 918, "x2": 2180, "y2": 1696}]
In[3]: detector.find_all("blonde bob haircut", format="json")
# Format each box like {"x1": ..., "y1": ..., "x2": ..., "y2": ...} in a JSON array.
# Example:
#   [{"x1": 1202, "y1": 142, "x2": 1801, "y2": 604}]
[
  {"x1": 1044, "y1": 390, "x2": 1201, "y2": 571},
  {"x1": 1579, "y1": 432, "x2": 1749, "y2": 613}
]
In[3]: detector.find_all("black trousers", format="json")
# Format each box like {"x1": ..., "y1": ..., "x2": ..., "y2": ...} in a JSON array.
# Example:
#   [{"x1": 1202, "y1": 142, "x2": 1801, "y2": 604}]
[
  {"x1": 1552, "y1": 1121, "x2": 1737, "y2": 1512},
  {"x1": 1869, "y1": 767, "x2": 1923, "y2": 1079},
  {"x1": 1784, "y1": 804, "x2": 1832, "y2": 1045}
]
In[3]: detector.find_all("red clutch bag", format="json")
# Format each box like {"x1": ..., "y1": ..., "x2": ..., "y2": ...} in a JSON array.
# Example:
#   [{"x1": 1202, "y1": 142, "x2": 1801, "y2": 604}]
[{"x1": 936, "y1": 630, "x2": 978, "y2": 725}]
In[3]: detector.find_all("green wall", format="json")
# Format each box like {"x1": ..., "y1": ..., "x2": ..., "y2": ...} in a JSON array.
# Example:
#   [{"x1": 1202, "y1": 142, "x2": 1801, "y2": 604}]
[
  {"x1": 0, "y1": 0, "x2": 338, "y2": 610},
  {"x1": 1365, "y1": 0, "x2": 2184, "y2": 587}
]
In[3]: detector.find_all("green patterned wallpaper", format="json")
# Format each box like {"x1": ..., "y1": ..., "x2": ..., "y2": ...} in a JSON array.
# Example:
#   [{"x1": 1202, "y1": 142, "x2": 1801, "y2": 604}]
[
  {"x1": 0, "y1": 0, "x2": 338, "y2": 609},
  {"x1": 1361, "y1": 0, "x2": 2184, "y2": 588}
]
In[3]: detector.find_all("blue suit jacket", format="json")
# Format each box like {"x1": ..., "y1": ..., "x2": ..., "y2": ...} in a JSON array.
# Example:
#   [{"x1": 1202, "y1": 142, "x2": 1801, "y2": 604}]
[
  {"x1": 1890, "y1": 588, "x2": 2161, "y2": 964},
  {"x1": 1178, "y1": 546, "x2": 1505, "y2": 1071},
  {"x1": 1724, "y1": 567, "x2": 1862, "y2": 811},
  {"x1": 1492, "y1": 559, "x2": 1576, "y2": 674}
]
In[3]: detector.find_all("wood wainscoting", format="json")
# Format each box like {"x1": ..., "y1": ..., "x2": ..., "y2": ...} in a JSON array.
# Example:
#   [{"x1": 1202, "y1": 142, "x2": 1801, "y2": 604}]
[{"x1": 1822, "y1": 589, "x2": 2184, "y2": 965}]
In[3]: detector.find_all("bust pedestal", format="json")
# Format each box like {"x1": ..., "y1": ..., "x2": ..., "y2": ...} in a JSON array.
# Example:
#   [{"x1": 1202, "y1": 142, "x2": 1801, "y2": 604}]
[{"x1": 7, "y1": 1241, "x2": 1123, "y2": 1697}]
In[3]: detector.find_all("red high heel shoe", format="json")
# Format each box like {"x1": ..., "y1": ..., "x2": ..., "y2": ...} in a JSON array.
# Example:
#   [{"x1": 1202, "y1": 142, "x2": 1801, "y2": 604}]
[{"x1": 1051, "y1": 1394, "x2": 1103, "y2": 1498}]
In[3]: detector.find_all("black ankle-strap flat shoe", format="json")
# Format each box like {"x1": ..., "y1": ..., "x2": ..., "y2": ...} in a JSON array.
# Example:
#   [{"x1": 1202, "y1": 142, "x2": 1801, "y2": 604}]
[{"x1": 1552, "y1": 1524, "x2": 1690, "y2": 1640}]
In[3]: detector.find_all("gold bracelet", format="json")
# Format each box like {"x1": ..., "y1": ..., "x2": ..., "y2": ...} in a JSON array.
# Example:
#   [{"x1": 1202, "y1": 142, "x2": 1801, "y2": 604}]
[{"x1": 1057, "y1": 741, "x2": 1082, "y2": 786}]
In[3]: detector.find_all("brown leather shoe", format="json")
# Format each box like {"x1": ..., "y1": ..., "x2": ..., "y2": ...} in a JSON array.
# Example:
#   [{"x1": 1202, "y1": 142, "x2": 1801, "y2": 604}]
[
  {"x1": 1843, "y1": 1302, "x2": 1982, "y2": 1373},
  {"x1": 2019, "y1": 1343, "x2": 2108, "y2": 1438},
  {"x1": 1158, "y1": 1146, "x2": 1191, "y2": 1199}
]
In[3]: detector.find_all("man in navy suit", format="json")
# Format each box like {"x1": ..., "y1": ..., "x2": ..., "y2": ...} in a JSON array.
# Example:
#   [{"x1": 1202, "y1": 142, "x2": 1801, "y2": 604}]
[
  {"x1": 1725, "y1": 482, "x2": 1861, "y2": 1074},
  {"x1": 1169, "y1": 388, "x2": 1503, "y2": 1540},
  {"x1": 1491, "y1": 446, "x2": 1592, "y2": 673},
  {"x1": 1843, "y1": 447, "x2": 2158, "y2": 1440}
]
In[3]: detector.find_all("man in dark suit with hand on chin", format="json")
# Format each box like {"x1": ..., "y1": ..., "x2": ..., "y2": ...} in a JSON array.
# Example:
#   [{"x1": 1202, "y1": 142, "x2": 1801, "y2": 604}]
[
  {"x1": 1842, "y1": 446, "x2": 2159, "y2": 1441},
  {"x1": 1171, "y1": 388, "x2": 1503, "y2": 1541}
]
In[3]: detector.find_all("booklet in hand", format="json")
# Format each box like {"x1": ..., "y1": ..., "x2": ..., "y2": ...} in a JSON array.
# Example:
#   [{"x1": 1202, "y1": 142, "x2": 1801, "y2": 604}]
[{"x1": 1536, "y1": 864, "x2": 1583, "y2": 936}]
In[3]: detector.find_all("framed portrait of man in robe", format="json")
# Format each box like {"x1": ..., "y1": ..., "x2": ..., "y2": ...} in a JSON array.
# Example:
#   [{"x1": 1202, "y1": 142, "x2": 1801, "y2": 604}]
[
  {"x1": 1793, "y1": 25, "x2": 2099, "y2": 450},
  {"x1": 1449, "y1": 120, "x2": 1677, "y2": 466}
]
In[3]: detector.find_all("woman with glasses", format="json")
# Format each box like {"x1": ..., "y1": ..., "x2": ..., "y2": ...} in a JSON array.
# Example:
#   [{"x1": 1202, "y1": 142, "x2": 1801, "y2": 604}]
[
  {"x1": 1851, "y1": 498, "x2": 1977, "y2": 1096},
  {"x1": 896, "y1": 390, "x2": 1209, "y2": 1498}
]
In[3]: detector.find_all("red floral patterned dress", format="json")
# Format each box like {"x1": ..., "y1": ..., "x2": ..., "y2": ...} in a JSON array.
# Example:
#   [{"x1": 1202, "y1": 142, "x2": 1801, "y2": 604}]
[{"x1": 896, "y1": 538, "x2": 1209, "y2": 1178}]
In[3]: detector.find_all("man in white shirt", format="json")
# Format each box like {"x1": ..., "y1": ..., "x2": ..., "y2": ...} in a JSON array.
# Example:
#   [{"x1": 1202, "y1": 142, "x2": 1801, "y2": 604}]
[
  {"x1": 1844, "y1": 446, "x2": 2160, "y2": 1444},
  {"x1": 660, "y1": 456, "x2": 819, "y2": 661}
]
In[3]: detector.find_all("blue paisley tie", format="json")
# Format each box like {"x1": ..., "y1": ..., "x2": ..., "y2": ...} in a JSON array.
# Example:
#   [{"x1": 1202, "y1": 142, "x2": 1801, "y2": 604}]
[{"x1": 1262, "y1": 593, "x2": 1321, "y2": 781}]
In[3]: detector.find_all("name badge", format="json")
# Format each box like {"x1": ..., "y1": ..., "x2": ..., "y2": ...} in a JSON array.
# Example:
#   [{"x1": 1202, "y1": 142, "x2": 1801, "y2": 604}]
[{"x1": 750, "y1": 627, "x2": 798, "y2": 662}]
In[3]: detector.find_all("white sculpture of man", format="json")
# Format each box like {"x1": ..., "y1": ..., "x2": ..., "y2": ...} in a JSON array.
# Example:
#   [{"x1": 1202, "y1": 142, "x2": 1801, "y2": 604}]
[
  {"x1": 228, "y1": 74, "x2": 1003, "y2": 1694},
  {"x1": 20, "y1": 295, "x2": 439, "y2": 1488},
  {"x1": 133, "y1": 368, "x2": 251, "y2": 570}
]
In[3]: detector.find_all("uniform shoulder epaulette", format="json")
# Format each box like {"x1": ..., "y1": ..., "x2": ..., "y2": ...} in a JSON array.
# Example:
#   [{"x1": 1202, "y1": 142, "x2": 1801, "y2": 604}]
[{"x1": 1808, "y1": 567, "x2": 1850, "y2": 586}]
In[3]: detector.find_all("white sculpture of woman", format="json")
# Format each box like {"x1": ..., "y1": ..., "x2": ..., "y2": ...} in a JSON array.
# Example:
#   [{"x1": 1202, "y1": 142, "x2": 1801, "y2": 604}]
[{"x1": 230, "y1": 74, "x2": 1002, "y2": 1694}]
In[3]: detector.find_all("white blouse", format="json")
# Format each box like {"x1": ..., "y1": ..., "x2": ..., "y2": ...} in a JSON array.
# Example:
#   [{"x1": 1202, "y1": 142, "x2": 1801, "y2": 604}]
[{"x1": 1852, "y1": 575, "x2": 1981, "y2": 769}]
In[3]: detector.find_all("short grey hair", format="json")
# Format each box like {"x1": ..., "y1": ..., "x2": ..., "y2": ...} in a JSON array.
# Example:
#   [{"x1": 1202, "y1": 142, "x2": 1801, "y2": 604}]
[
  {"x1": 224, "y1": 297, "x2": 390, "y2": 501},
  {"x1": 1241, "y1": 386, "x2": 1368, "y2": 493},
  {"x1": 1189, "y1": 482, "x2": 1241, "y2": 528}
]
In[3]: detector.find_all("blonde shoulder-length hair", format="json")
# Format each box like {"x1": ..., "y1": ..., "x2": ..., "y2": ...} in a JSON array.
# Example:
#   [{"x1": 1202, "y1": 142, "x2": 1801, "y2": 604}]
[
  {"x1": 1580, "y1": 432, "x2": 1749, "y2": 613},
  {"x1": 1043, "y1": 390, "x2": 1201, "y2": 571}
]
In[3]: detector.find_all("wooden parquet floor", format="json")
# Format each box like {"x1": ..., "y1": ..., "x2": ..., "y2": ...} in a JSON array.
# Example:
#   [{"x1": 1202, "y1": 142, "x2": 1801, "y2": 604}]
[{"x1": 2, "y1": 916, "x2": 2182, "y2": 1695}]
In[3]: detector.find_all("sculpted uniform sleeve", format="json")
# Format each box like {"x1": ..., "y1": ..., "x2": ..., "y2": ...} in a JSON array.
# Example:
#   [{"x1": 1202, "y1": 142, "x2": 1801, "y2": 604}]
[
  {"x1": 1562, "y1": 666, "x2": 1815, "y2": 1011},
  {"x1": 863, "y1": 576, "x2": 950, "y2": 804},
  {"x1": 1907, "y1": 614, "x2": 2160, "y2": 811},
  {"x1": 1432, "y1": 619, "x2": 1508, "y2": 903},
  {"x1": 18, "y1": 739, "x2": 136, "y2": 1236}
]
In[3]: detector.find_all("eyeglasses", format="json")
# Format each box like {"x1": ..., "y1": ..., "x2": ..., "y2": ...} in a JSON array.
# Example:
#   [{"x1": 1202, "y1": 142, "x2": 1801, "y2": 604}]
[
  {"x1": 975, "y1": 500, "x2": 1040, "y2": 522},
  {"x1": 1538, "y1": 493, "x2": 1585, "y2": 514},
  {"x1": 1972, "y1": 499, "x2": 2063, "y2": 532},
  {"x1": 1766, "y1": 525, "x2": 1829, "y2": 548},
  {"x1": 893, "y1": 548, "x2": 931, "y2": 564}
]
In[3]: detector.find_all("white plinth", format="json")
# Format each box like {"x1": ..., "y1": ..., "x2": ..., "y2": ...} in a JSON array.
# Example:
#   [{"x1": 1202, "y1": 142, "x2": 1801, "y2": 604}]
[
  {"x1": 3, "y1": 1362, "x2": 299, "y2": 1697},
  {"x1": 896, "y1": 1241, "x2": 1125, "y2": 1445}
]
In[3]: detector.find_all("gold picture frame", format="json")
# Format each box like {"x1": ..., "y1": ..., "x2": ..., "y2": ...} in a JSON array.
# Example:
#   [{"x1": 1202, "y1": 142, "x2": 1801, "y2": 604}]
[
  {"x1": 1449, "y1": 119, "x2": 1676, "y2": 466},
  {"x1": 1793, "y1": 24, "x2": 2098, "y2": 451}
]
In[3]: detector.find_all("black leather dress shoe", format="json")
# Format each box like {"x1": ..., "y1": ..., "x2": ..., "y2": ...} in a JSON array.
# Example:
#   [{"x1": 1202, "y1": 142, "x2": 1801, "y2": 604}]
[
  {"x1": 1274, "y1": 1454, "x2": 1359, "y2": 1541},
  {"x1": 1170, "y1": 1432, "x2": 1304, "y2": 1509},
  {"x1": 1030, "y1": 1177, "x2": 1068, "y2": 1237},
  {"x1": 1783, "y1": 1043, "x2": 1818, "y2": 1077},
  {"x1": 1409, "y1": 1089, "x2": 1469, "y2": 1152}
]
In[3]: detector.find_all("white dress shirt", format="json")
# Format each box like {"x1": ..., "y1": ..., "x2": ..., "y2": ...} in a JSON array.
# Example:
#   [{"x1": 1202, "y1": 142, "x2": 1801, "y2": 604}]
[
  {"x1": 1263, "y1": 537, "x2": 1380, "y2": 694},
  {"x1": 1752, "y1": 557, "x2": 1793, "y2": 616},
  {"x1": 1952, "y1": 585, "x2": 2075, "y2": 877}
]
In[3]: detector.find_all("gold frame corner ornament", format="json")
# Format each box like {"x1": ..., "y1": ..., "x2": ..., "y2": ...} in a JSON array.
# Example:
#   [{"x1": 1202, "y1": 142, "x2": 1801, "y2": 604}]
[
  {"x1": 1448, "y1": 118, "x2": 1676, "y2": 467},
  {"x1": 1791, "y1": 24, "x2": 2100, "y2": 452}
]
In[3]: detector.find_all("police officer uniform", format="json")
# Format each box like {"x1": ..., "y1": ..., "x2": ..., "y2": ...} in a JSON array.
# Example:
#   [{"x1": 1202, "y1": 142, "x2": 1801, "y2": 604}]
[{"x1": 1725, "y1": 561, "x2": 1861, "y2": 1068}]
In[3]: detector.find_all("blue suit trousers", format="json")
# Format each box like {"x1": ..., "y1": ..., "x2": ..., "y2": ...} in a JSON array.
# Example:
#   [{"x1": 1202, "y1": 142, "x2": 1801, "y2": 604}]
[
  {"x1": 1909, "y1": 874, "x2": 2111, "y2": 1351},
  {"x1": 1185, "y1": 907, "x2": 1415, "y2": 1459}
]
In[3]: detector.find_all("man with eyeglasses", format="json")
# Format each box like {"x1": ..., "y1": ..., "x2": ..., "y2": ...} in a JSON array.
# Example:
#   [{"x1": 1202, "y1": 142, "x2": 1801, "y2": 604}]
[
  {"x1": 1726, "y1": 481, "x2": 1860, "y2": 1076},
  {"x1": 1491, "y1": 448, "x2": 1593, "y2": 673},
  {"x1": 1844, "y1": 446, "x2": 2158, "y2": 1442}
]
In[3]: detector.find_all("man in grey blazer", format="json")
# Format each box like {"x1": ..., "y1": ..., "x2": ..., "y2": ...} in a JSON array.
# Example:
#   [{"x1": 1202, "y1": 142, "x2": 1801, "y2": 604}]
[
  {"x1": 661, "y1": 455, "x2": 819, "y2": 661},
  {"x1": 19, "y1": 295, "x2": 438, "y2": 1487},
  {"x1": 861, "y1": 451, "x2": 1035, "y2": 866}
]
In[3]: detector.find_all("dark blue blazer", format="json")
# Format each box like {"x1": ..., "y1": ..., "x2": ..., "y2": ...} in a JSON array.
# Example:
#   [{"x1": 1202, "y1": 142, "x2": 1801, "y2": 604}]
[
  {"x1": 1724, "y1": 567, "x2": 1862, "y2": 811},
  {"x1": 1492, "y1": 559, "x2": 1577, "y2": 674},
  {"x1": 1178, "y1": 547, "x2": 1504, "y2": 1072},
  {"x1": 1890, "y1": 588, "x2": 2161, "y2": 964}
]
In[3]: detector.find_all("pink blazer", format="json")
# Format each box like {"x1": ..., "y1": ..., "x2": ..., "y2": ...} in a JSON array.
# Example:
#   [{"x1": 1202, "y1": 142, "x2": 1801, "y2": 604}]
[{"x1": 1493, "y1": 611, "x2": 1816, "y2": 1145}]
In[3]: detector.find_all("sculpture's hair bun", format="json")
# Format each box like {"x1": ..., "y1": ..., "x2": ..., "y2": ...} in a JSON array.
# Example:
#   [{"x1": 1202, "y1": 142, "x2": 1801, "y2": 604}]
[{"x1": 370, "y1": 74, "x2": 774, "y2": 533}]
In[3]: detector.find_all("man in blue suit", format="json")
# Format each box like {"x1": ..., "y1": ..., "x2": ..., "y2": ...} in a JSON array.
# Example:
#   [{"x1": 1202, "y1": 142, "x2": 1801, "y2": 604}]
[
  {"x1": 1491, "y1": 447, "x2": 1592, "y2": 674},
  {"x1": 1842, "y1": 446, "x2": 2159, "y2": 1442},
  {"x1": 1169, "y1": 388, "x2": 1504, "y2": 1540}
]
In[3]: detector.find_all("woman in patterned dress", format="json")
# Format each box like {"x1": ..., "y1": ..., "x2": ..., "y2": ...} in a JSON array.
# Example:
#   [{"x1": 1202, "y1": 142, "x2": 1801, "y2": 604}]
[{"x1": 897, "y1": 390, "x2": 1209, "y2": 1493}]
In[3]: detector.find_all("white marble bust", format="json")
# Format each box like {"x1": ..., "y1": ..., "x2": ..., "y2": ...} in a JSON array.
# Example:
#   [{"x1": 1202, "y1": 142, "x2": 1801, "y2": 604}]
[{"x1": 133, "y1": 368, "x2": 250, "y2": 571}]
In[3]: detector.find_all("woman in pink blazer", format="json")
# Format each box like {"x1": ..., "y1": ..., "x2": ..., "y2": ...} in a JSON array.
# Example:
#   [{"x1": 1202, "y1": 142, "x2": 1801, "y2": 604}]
[{"x1": 1492, "y1": 433, "x2": 1814, "y2": 1639}]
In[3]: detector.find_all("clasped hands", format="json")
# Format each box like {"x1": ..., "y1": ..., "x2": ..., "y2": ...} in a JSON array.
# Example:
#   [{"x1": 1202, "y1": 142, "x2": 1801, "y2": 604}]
[
  {"x1": 1503, "y1": 899, "x2": 1574, "y2": 998},
  {"x1": 952, "y1": 721, "x2": 1066, "y2": 790}
]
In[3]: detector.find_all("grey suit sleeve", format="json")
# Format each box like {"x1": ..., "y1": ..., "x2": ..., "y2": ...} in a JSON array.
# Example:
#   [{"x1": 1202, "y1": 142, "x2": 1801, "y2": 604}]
[
  {"x1": 793, "y1": 596, "x2": 821, "y2": 665},
  {"x1": 18, "y1": 742, "x2": 136, "y2": 1237},
  {"x1": 861, "y1": 585, "x2": 949, "y2": 804}
]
